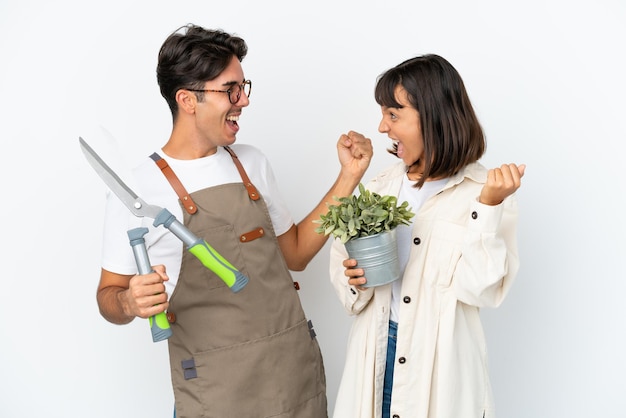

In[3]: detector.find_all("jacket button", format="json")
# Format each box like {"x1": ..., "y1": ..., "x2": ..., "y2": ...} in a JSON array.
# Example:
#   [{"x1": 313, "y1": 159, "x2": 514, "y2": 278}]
[
  {"x1": 413, "y1": 237, "x2": 421, "y2": 245},
  {"x1": 398, "y1": 357, "x2": 406, "y2": 364},
  {"x1": 403, "y1": 296, "x2": 411, "y2": 303},
  {"x1": 471, "y1": 211, "x2": 478, "y2": 219}
]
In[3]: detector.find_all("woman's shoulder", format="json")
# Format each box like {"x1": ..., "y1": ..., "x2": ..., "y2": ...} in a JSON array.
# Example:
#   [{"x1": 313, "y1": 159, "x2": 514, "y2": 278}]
[
  {"x1": 456, "y1": 161, "x2": 488, "y2": 184},
  {"x1": 371, "y1": 161, "x2": 407, "y2": 182},
  {"x1": 362, "y1": 161, "x2": 406, "y2": 195}
]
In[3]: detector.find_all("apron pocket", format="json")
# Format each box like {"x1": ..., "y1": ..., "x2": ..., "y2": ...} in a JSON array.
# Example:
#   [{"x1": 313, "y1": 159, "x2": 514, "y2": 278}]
[
  {"x1": 187, "y1": 224, "x2": 247, "y2": 291},
  {"x1": 174, "y1": 319, "x2": 326, "y2": 418}
]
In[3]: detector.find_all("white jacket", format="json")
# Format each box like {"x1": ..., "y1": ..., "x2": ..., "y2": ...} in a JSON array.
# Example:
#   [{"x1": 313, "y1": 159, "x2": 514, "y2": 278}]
[{"x1": 330, "y1": 161, "x2": 520, "y2": 418}]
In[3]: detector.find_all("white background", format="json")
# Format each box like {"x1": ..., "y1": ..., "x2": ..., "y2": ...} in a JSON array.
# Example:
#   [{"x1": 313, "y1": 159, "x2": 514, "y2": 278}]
[{"x1": 1, "y1": 1, "x2": 625, "y2": 417}]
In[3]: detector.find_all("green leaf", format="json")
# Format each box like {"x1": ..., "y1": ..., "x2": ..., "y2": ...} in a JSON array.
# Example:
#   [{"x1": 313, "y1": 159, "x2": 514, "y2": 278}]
[{"x1": 315, "y1": 182, "x2": 415, "y2": 242}]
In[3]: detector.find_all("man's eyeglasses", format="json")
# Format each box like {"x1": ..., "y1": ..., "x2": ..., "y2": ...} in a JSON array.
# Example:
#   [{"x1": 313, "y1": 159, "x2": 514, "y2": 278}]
[{"x1": 187, "y1": 80, "x2": 252, "y2": 104}]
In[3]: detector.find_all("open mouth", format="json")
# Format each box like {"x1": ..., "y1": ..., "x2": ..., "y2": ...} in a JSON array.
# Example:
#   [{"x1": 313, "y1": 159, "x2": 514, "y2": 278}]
[
  {"x1": 226, "y1": 114, "x2": 240, "y2": 130},
  {"x1": 395, "y1": 141, "x2": 405, "y2": 157}
]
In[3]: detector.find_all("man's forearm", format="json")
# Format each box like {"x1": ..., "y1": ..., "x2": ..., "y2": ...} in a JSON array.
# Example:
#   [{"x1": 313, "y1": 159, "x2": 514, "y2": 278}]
[{"x1": 97, "y1": 287, "x2": 135, "y2": 325}]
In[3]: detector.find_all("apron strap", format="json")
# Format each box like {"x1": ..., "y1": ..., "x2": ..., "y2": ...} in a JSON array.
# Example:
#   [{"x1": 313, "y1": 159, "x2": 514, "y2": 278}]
[
  {"x1": 150, "y1": 152, "x2": 198, "y2": 215},
  {"x1": 150, "y1": 147, "x2": 260, "y2": 216},
  {"x1": 223, "y1": 146, "x2": 260, "y2": 201}
]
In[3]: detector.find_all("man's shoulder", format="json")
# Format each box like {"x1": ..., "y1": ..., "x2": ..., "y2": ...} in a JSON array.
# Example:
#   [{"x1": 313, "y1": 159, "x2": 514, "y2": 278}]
[
  {"x1": 228, "y1": 143, "x2": 271, "y2": 170},
  {"x1": 132, "y1": 154, "x2": 163, "y2": 176},
  {"x1": 228, "y1": 143, "x2": 265, "y2": 158}
]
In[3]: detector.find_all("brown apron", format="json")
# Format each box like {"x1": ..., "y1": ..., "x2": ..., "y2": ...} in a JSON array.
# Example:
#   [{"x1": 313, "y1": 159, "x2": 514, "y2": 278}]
[{"x1": 152, "y1": 148, "x2": 327, "y2": 418}]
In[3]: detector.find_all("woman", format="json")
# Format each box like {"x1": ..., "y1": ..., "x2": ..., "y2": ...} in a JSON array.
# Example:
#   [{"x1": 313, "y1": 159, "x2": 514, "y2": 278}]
[{"x1": 330, "y1": 54, "x2": 525, "y2": 418}]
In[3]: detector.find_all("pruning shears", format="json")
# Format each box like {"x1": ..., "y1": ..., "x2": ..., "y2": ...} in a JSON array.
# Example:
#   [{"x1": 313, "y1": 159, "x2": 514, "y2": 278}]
[{"x1": 79, "y1": 137, "x2": 249, "y2": 342}]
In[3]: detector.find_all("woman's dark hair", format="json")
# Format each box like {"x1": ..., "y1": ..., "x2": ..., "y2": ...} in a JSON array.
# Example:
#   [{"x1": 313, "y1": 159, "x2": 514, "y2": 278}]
[
  {"x1": 375, "y1": 54, "x2": 485, "y2": 187},
  {"x1": 156, "y1": 24, "x2": 248, "y2": 120}
]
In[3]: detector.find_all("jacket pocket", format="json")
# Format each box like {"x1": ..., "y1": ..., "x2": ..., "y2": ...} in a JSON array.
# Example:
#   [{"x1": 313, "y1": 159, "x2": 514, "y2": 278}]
[{"x1": 423, "y1": 220, "x2": 464, "y2": 288}]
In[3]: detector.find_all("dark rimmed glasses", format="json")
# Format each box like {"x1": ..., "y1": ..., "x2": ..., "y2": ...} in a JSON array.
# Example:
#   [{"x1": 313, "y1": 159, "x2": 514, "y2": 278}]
[{"x1": 187, "y1": 80, "x2": 252, "y2": 104}]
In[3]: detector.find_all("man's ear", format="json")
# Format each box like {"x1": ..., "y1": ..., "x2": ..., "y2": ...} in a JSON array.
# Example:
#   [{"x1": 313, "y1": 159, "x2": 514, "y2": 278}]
[{"x1": 176, "y1": 89, "x2": 197, "y2": 115}]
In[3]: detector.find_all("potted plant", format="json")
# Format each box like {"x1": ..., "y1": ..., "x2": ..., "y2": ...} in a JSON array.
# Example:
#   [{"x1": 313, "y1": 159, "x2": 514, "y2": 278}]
[{"x1": 315, "y1": 183, "x2": 415, "y2": 287}]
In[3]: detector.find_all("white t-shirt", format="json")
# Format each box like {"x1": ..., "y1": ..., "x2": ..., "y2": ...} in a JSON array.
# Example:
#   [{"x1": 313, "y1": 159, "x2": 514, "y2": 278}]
[
  {"x1": 390, "y1": 176, "x2": 448, "y2": 323},
  {"x1": 100, "y1": 144, "x2": 294, "y2": 296}
]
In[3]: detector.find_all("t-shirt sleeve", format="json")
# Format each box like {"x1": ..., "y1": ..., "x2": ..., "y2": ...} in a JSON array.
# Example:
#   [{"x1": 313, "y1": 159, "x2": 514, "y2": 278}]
[
  {"x1": 237, "y1": 145, "x2": 294, "y2": 237},
  {"x1": 261, "y1": 160, "x2": 295, "y2": 237}
]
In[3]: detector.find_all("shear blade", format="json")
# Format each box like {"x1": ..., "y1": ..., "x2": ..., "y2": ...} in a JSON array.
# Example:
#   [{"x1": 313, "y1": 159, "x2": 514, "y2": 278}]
[{"x1": 79, "y1": 136, "x2": 162, "y2": 219}]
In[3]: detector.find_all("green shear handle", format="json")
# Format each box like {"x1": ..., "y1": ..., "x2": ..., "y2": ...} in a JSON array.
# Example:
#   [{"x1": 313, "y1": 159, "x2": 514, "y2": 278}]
[
  {"x1": 127, "y1": 227, "x2": 173, "y2": 343},
  {"x1": 154, "y1": 208, "x2": 249, "y2": 292}
]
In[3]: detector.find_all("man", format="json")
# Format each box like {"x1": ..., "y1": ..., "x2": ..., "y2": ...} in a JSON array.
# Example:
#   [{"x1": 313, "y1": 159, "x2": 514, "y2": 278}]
[{"x1": 96, "y1": 24, "x2": 372, "y2": 417}]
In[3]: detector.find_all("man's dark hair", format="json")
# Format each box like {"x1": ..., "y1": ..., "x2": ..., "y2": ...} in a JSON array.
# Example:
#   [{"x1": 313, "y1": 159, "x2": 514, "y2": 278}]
[
  {"x1": 375, "y1": 54, "x2": 485, "y2": 187},
  {"x1": 157, "y1": 24, "x2": 248, "y2": 120}
]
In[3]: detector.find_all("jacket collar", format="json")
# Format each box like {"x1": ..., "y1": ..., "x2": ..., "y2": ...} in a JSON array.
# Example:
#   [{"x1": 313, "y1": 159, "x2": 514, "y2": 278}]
[
  {"x1": 442, "y1": 162, "x2": 487, "y2": 191},
  {"x1": 371, "y1": 161, "x2": 487, "y2": 194}
]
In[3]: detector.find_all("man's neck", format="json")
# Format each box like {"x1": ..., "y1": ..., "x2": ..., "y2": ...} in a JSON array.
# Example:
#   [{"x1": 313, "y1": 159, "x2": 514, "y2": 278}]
[{"x1": 161, "y1": 128, "x2": 218, "y2": 160}]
